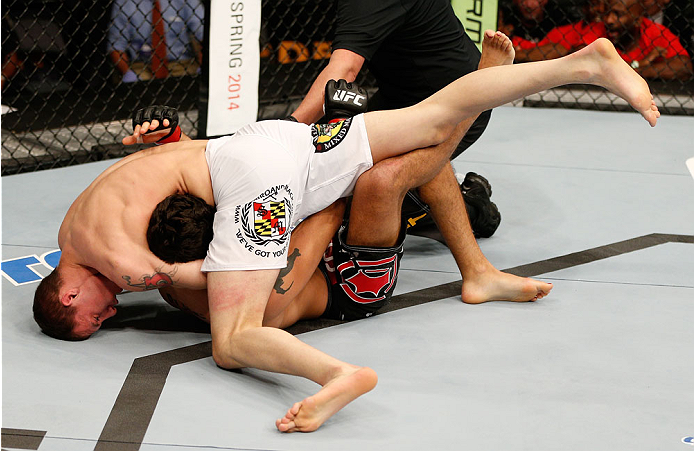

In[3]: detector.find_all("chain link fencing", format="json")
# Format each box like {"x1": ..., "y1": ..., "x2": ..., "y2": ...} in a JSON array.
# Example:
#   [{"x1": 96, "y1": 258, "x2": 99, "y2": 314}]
[{"x1": 2, "y1": 0, "x2": 693, "y2": 175}]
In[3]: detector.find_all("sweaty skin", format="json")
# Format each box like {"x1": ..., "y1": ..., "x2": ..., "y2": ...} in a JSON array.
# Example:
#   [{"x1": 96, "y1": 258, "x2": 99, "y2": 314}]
[{"x1": 58, "y1": 140, "x2": 212, "y2": 292}]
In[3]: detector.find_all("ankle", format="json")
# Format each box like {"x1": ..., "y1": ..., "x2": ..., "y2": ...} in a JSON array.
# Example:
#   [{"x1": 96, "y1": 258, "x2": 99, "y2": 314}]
[{"x1": 460, "y1": 260, "x2": 496, "y2": 281}]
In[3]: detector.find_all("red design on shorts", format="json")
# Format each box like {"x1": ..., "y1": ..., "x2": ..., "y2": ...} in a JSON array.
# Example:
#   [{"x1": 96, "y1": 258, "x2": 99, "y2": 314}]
[{"x1": 337, "y1": 255, "x2": 397, "y2": 304}]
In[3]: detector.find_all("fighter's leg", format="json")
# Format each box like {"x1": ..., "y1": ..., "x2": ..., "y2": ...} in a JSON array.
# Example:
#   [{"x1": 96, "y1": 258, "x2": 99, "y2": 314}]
[
  {"x1": 263, "y1": 199, "x2": 346, "y2": 325},
  {"x1": 346, "y1": 119, "x2": 551, "y2": 302},
  {"x1": 364, "y1": 36, "x2": 658, "y2": 165},
  {"x1": 350, "y1": 31, "x2": 552, "y2": 301},
  {"x1": 422, "y1": 165, "x2": 552, "y2": 303},
  {"x1": 346, "y1": 30, "x2": 513, "y2": 247},
  {"x1": 157, "y1": 200, "x2": 346, "y2": 331}
]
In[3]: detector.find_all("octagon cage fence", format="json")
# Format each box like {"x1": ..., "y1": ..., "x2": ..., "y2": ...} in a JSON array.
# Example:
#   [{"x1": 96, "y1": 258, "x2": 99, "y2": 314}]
[{"x1": 2, "y1": 0, "x2": 693, "y2": 175}]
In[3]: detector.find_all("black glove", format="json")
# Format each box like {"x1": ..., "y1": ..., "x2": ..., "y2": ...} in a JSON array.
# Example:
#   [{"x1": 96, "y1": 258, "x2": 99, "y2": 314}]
[
  {"x1": 324, "y1": 79, "x2": 368, "y2": 121},
  {"x1": 132, "y1": 105, "x2": 181, "y2": 144}
]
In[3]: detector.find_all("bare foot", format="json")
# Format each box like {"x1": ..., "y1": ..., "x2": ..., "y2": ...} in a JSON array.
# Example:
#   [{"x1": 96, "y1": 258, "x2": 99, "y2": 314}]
[
  {"x1": 575, "y1": 38, "x2": 660, "y2": 127},
  {"x1": 275, "y1": 366, "x2": 377, "y2": 433},
  {"x1": 479, "y1": 30, "x2": 515, "y2": 69},
  {"x1": 461, "y1": 266, "x2": 553, "y2": 304}
]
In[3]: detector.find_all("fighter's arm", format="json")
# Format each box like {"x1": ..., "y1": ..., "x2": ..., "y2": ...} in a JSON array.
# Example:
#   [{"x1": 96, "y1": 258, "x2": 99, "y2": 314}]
[
  {"x1": 290, "y1": 49, "x2": 365, "y2": 124},
  {"x1": 122, "y1": 106, "x2": 192, "y2": 145},
  {"x1": 104, "y1": 247, "x2": 207, "y2": 292},
  {"x1": 635, "y1": 50, "x2": 693, "y2": 80},
  {"x1": 514, "y1": 43, "x2": 569, "y2": 62}
]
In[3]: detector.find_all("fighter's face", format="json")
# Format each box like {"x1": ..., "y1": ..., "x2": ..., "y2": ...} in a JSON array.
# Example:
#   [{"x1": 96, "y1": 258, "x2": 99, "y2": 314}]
[
  {"x1": 70, "y1": 274, "x2": 121, "y2": 338},
  {"x1": 604, "y1": 0, "x2": 642, "y2": 43},
  {"x1": 514, "y1": 0, "x2": 549, "y2": 21}
]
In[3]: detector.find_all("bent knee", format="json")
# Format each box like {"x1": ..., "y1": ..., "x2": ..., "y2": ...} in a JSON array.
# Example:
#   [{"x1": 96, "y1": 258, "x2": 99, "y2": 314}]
[
  {"x1": 212, "y1": 342, "x2": 236, "y2": 369},
  {"x1": 357, "y1": 158, "x2": 410, "y2": 197}
]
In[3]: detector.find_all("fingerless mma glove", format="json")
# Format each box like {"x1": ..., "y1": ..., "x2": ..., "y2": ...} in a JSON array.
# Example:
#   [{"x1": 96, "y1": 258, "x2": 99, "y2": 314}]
[
  {"x1": 132, "y1": 105, "x2": 181, "y2": 144},
  {"x1": 324, "y1": 79, "x2": 368, "y2": 121}
]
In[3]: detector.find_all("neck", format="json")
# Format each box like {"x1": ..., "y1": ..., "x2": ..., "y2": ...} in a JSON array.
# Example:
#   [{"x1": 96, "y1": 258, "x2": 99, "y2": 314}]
[{"x1": 58, "y1": 261, "x2": 97, "y2": 282}]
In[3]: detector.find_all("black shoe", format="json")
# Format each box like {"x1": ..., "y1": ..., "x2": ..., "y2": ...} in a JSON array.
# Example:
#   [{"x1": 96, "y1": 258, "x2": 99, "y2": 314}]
[
  {"x1": 403, "y1": 172, "x2": 501, "y2": 243},
  {"x1": 460, "y1": 172, "x2": 501, "y2": 238}
]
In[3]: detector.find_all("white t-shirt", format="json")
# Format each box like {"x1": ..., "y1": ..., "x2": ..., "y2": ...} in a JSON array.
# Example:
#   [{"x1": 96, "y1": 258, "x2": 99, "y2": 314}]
[{"x1": 201, "y1": 115, "x2": 372, "y2": 272}]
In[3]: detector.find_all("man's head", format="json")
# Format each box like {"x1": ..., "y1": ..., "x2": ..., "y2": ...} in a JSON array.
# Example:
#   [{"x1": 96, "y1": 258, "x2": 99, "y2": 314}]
[
  {"x1": 33, "y1": 267, "x2": 120, "y2": 340},
  {"x1": 604, "y1": 0, "x2": 645, "y2": 48},
  {"x1": 147, "y1": 193, "x2": 215, "y2": 263},
  {"x1": 585, "y1": 0, "x2": 607, "y2": 23},
  {"x1": 641, "y1": 0, "x2": 670, "y2": 17},
  {"x1": 513, "y1": 0, "x2": 549, "y2": 22}
]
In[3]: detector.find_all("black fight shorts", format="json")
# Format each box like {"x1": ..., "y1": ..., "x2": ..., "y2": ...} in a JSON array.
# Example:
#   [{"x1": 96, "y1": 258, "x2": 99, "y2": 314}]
[{"x1": 319, "y1": 221, "x2": 406, "y2": 321}]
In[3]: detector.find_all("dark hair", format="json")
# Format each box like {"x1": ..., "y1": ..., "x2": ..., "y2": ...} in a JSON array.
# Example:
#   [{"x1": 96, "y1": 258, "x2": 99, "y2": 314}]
[
  {"x1": 33, "y1": 269, "x2": 86, "y2": 341},
  {"x1": 147, "y1": 193, "x2": 216, "y2": 263}
]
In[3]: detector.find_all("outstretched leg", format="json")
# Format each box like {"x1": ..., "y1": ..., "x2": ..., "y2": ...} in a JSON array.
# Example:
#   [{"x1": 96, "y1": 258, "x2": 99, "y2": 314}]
[
  {"x1": 349, "y1": 31, "x2": 551, "y2": 302},
  {"x1": 365, "y1": 36, "x2": 658, "y2": 164}
]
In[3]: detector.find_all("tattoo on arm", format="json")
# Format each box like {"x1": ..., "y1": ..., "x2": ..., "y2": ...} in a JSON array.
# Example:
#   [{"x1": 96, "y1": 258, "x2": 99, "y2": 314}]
[
  {"x1": 273, "y1": 248, "x2": 301, "y2": 295},
  {"x1": 122, "y1": 267, "x2": 177, "y2": 290}
]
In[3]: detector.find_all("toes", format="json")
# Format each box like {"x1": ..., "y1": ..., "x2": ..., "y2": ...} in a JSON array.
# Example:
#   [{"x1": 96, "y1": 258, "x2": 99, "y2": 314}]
[
  {"x1": 290, "y1": 402, "x2": 302, "y2": 416},
  {"x1": 277, "y1": 420, "x2": 297, "y2": 433}
]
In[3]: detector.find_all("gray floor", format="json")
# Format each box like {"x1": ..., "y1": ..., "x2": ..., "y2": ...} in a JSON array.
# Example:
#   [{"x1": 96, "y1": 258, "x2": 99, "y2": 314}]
[{"x1": 2, "y1": 106, "x2": 693, "y2": 451}]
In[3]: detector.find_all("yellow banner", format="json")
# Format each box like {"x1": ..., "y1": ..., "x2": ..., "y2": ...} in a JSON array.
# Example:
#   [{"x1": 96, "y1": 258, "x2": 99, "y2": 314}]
[{"x1": 451, "y1": 0, "x2": 499, "y2": 51}]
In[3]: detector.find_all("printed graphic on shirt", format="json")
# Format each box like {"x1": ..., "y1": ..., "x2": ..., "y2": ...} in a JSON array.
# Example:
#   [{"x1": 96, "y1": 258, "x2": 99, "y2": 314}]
[
  {"x1": 236, "y1": 185, "x2": 293, "y2": 258},
  {"x1": 312, "y1": 118, "x2": 352, "y2": 153},
  {"x1": 253, "y1": 201, "x2": 287, "y2": 238}
]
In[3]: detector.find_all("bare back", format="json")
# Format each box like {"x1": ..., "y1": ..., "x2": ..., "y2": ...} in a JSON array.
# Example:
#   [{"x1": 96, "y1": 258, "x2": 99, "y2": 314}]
[{"x1": 59, "y1": 140, "x2": 213, "y2": 290}]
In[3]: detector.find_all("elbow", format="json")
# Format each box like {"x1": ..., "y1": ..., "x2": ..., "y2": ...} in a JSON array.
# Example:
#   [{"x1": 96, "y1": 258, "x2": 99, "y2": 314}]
[
  {"x1": 343, "y1": 65, "x2": 362, "y2": 83},
  {"x1": 328, "y1": 49, "x2": 365, "y2": 82}
]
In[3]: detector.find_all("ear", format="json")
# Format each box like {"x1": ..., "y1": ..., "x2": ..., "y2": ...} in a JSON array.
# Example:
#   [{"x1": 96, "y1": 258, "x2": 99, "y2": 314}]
[{"x1": 60, "y1": 288, "x2": 79, "y2": 307}]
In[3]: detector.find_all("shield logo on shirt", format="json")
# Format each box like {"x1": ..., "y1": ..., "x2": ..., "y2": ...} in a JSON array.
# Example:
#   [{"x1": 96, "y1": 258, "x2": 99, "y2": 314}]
[
  {"x1": 253, "y1": 201, "x2": 287, "y2": 238},
  {"x1": 239, "y1": 186, "x2": 294, "y2": 248}
]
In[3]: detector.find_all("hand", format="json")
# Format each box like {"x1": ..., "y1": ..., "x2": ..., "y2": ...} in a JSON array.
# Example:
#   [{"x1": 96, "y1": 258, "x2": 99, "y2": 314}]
[
  {"x1": 122, "y1": 105, "x2": 183, "y2": 145},
  {"x1": 122, "y1": 118, "x2": 173, "y2": 145},
  {"x1": 122, "y1": 69, "x2": 139, "y2": 83},
  {"x1": 640, "y1": 46, "x2": 669, "y2": 69},
  {"x1": 324, "y1": 79, "x2": 369, "y2": 121}
]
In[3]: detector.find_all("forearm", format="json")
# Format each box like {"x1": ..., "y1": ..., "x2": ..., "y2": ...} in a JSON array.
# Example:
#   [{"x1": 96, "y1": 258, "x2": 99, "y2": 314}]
[
  {"x1": 639, "y1": 57, "x2": 693, "y2": 80},
  {"x1": 515, "y1": 44, "x2": 568, "y2": 62},
  {"x1": 174, "y1": 261, "x2": 207, "y2": 289},
  {"x1": 117, "y1": 260, "x2": 206, "y2": 292},
  {"x1": 291, "y1": 49, "x2": 364, "y2": 123},
  {"x1": 110, "y1": 50, "x2": 131, "y2": 75}
]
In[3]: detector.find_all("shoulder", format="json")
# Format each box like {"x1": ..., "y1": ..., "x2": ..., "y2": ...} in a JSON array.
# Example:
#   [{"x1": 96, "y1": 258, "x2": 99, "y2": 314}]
[{"x1": 641, "y1": 17, "x2": 675, "y2": 38}]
